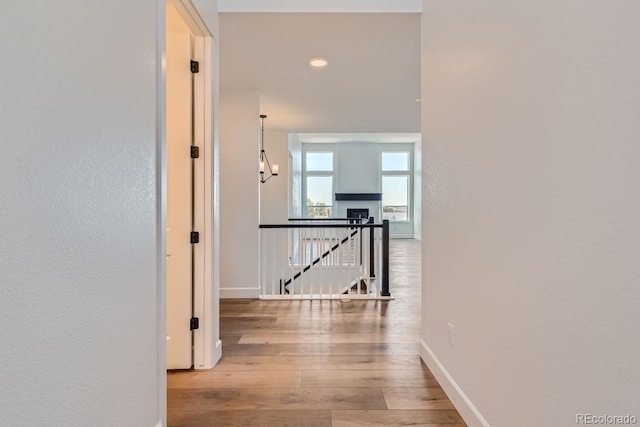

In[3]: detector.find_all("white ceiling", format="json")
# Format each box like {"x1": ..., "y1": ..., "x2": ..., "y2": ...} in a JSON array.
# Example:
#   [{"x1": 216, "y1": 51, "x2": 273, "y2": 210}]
[{"x1": 219, "y1": 13, "x2": 421, "y2": 133}]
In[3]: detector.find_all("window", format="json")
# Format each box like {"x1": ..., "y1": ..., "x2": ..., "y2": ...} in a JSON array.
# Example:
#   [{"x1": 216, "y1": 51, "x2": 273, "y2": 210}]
[
  {"x1": 305, "y1": 151, "x2": 334, "y2": 218},
  {"x1": 382, "y1": 152, "x2": 409, "y2": 171},
  {"x1": 382, "y1": 176, "x2": 409, "y2": 221},
  {"x1": 306, "y1": 152, "x2": 333, "y2": 172},
  {"x1": 306, "y1": 176, "x2": 333, "y2": 218},
  {"x1": 381, "y1": 151, "x2": 410, "y2": 221}
]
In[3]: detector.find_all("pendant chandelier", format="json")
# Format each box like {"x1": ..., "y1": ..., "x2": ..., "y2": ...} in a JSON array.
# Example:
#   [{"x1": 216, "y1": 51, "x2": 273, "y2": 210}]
[{"x1": 259, "y1": 114, "x2": 278, "y2": 183}]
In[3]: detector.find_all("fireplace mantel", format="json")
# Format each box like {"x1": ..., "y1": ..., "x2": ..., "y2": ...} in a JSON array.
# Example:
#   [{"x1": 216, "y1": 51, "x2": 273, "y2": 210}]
[{"x1": 335, "y1": 193, "x2": 382, "y2": 201}]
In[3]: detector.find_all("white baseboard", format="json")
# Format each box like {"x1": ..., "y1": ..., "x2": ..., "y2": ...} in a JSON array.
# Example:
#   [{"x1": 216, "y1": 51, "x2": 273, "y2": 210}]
[
  {"x1": 420, "y1": 340, "x2": 491, "y2": 427},
  {"x1": 195, "y1": 338, "x2": 222, "y2": 370},
  {"x1": 390, "y1": 234, "x2": 415, "y2": 239},
  {"x1": 413, "y1": 234, "x2": 422, "y2": 241},
  {"x1": 212, "y1": 339, "x2": 222, "y2": 366},
  {"x1": 220, "y1": 286, "x2": 260, "y2": 299}
]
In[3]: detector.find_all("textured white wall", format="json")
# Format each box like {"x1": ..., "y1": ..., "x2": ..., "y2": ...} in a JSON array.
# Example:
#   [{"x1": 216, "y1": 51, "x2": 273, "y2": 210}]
[
  {"x1": 413, "y1": 140, "x2": 422, "y2": 240},
  {"x1": 420, "y1": 1, "x2": 640, "y2": 426},
  {"x1": 219, "y1": 90, "x2": 260, "y2": 298},
  {"x1": 334, "y1": 143, "x2": 380, "y2": 194},
  {"x1": 289, "y1": 135, "x2": 303, "y2": 218},
  {"x1": 0, "y1": 2, "x2": 163, "y2": 426},
  {"x1": 260, "y1": 129, "x2": 289, "y2": 224}
]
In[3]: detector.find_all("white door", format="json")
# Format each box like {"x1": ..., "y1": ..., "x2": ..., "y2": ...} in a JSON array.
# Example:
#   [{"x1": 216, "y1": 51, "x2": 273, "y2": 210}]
[{"x1": 166, "y1": 14, "x2": 193, "y2": 369}]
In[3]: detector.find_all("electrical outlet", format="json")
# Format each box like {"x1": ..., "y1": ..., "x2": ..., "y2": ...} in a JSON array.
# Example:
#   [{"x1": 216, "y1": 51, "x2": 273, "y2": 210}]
[{"x1": 447, "y1": 323, "x2": 455, "y2": 347}]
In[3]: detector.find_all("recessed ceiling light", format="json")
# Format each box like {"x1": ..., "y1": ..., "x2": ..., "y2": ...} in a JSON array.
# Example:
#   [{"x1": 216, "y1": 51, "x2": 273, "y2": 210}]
[
  {"x1": 309, "y1": 57, "x2": 328, "y2": 69},
  {"x1": 414, "y1": 98, "x2": 422, "y2": 103}
]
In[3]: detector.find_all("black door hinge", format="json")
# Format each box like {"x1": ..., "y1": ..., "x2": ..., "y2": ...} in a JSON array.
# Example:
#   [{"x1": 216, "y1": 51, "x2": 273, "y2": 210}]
[
  {"x1": 190, "y1": 231, "x2": 199, "y2": 244},
  {"x1": 190, "y1": 146, "x2": 200, "y2": 159},
  {"x1": 190, "y1": 60, "x2": 199, "y2": 73},
  {"x1": 190, "y1": 317, "x2": 199, "y2": 330}
]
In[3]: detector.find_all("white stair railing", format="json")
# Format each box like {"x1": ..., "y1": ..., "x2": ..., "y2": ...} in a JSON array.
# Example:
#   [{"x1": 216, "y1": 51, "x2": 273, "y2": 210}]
[{"x1": 259, "y1": 219, "x2": 390, "y2": 300}]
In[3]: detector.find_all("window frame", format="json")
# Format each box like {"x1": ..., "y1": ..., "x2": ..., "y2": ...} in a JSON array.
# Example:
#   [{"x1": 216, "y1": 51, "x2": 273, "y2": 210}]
[
  {"x1": 302, "y1": 145, "x2": 336, "y2": 219},
  {"x1": 380, "y1": 148, "x2": 412, "y2": 223}
]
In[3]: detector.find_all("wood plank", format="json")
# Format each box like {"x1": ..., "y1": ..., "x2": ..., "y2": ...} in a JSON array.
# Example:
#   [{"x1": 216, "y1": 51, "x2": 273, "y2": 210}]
[
  {"x1": 323, "y1": 322, "x2": 421, "y2": 334},
  {"x1": 167, "y1": 370, "x2": 302, "y2": 389},
  {"x1": 302, "y1": 369, "x2": 438, "y2": 388},
  {"x1": 221, "y1": 300, "x2": 387, "y2": 315},
  {"x1": 214, "y1": 355, "x2": 421, "y2": 371},
  {"x1": 331, "y1": 409, "x2": 466, "y2": 426},
  {"x1": 390, "y1": 342, "x2": 422, "y2": 356},
  {"x1": 222, "y1": 342, "x2": 397, "y2": 356},
  {"x1": 168, "y1": 410, "x2": 332, "y2": 427},
  {"x1": 382, "y1": 388, "x2": 456, "y2": 410},
  {"x1": 223, "y1": 322, "x2": 327, "y2": 334},
  {"x1": 167, "y1": 387, "x2": 387, "y2": 410},
  {"x1": 220, "y1": 335, "x2": 241, "y2": 345},
  {"x1": 167, "y1": 240, "x2": 467, "y2": 427},
  {"x1": 274, "y1": 317, "x2": 327, "y2": 327},
  {"x1": 219, "y1": 316, "x2": 278, "y2": 329},
  {"x1": 238, "y1": 332, "x2": 418, "y2": 344}
]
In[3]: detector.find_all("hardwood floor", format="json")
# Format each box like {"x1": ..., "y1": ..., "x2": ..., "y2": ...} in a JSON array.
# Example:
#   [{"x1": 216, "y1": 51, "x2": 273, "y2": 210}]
[{"x1": 167, "y1": 239, "x2": 466, "y2": 426}]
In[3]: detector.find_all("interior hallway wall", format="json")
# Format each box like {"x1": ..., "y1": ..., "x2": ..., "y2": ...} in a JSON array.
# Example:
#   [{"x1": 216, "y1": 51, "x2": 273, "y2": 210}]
[
  {"x1": 2, "y1": 2, "x2": 162, "y2": 426},
  {"x1": 420, "y1": 2, "x2": 640, "y2": 426},
  {"x1": 289, "y1": 135, "x2": 303, "y2": 218},
  {"x1": 259, "y1": 129, "x2": 289, "y2": 224},
  {"x1": 413, "y1": 139, "x2": 422, "y2": 240},
  {"x1": 219, "y1": 90, "x2": 260, "y2": 298}
]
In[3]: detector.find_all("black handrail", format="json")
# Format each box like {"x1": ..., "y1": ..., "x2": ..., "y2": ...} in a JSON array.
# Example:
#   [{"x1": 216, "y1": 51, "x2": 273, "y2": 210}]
[
  {"x1": 287, "y1": 218, "x2": 365, "y2": 222},
  {"x1": 260, "y1": 223, "x2": 381, "y2": 229},
  {"x1": 259, "y1": 219, "x2": 390, "y2": 297}
]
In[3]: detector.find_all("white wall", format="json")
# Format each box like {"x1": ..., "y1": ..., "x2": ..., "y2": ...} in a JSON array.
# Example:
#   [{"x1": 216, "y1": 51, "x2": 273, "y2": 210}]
[
  {"x1": 219, "y1": 90, "x2": 260, "y2": 298},
  {"x1": 260, "y1": 129, "x2": 289, "y2": 223},
  {"x1": 420, "y1": 2, "x2": 640, "y2": 427},
  {"x1": 206, "y1": 1, "x2": 222, "y2": 370},
  {"x1": 332, "y1": 143, "x2": 382, "y2": 223},
  {"x1": 413, "y1": 139, "x2": 422, "y2": 240},
  {"x1": 0, "y1": 2, "x2": 163, "y2": 426},
  {"x1": 289, "y1": 135, "x2": 303, "y2": 218},
  {"x1": 334, "y1": 143, "x2": 380, "y2": 194}
]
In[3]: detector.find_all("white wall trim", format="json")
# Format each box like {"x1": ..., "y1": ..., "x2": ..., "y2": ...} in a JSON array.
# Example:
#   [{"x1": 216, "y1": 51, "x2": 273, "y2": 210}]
[
  {"x1": 169, "y1": 0, "x2": 211, "y2": 37},
  {"x1": 390, "y1": 234, "x2": 415, "y2": 239},
  {"x1": 220, "y1": 287, "x2": 261, "y2": 299},
  {"x1": 219, "y1": 0, "x2": 421, "y2": 13},
  {"x1": 192, "y1": 34, "x2": 219, "y2": 370},
  {"x1": 196, "y1": 339, "x2": 222, "y2": 370},
  {"x1": 420, "y1": 340, "x2": 491, "y2": 427},
  {"x1": 155, "y1": 1, "x2": 167, "y2": 425}
]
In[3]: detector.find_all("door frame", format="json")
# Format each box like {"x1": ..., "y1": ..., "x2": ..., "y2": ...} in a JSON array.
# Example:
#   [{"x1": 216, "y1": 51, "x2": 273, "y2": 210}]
[
  {"x1": 165, "y1": 17, "x2": 195, "y2": 369},
  {"x1": 158, "y1": 0, "x2": 218, "y2": 423},
  {"x1": 168, "y1": 0, "x2": 221, "y2": 371},
  {"x1": 158, "y1": 1, "x2": 220, "y2": 406}
]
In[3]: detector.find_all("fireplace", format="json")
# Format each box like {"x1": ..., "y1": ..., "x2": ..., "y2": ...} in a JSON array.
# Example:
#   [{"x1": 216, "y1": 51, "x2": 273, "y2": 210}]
[
  {"x1": 347, "y1": 208, "x2": 369, "y2": 220},
  {"x1": 335, "y1": 193, "x2": 381, "y2": 222}
]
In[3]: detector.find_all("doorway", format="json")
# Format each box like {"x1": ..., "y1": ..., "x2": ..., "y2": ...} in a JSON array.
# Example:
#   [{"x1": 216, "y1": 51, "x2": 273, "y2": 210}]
[
  {"x1": 166, "y1": 2, "x2": 194, "y2": 369},
  {"x1": 164, "y1": 0, "x2": 221, "y2": 370}
]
